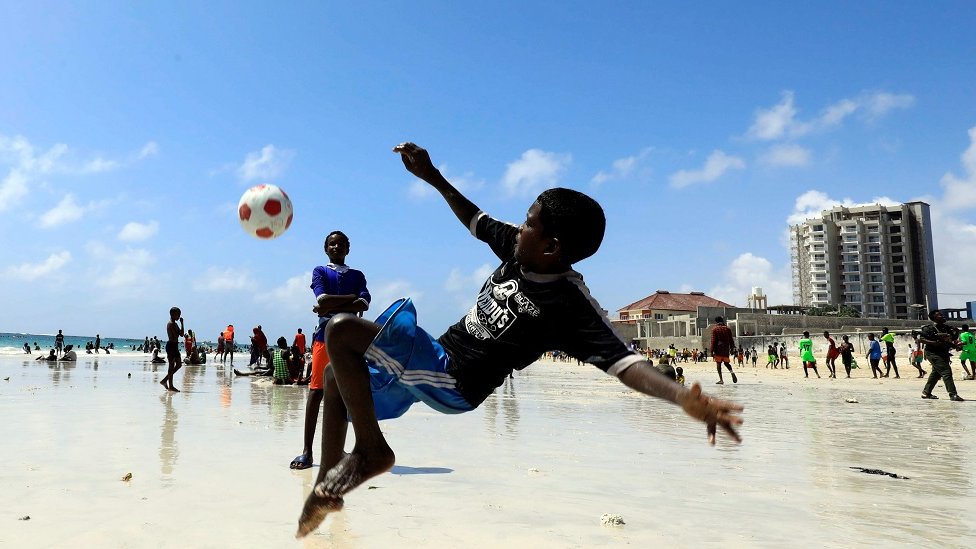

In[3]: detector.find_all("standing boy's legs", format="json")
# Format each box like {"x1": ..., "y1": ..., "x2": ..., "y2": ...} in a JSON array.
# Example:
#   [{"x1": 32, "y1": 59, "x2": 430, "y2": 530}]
[
  {"x1": 291, "y1": 339, "x2": 329, "y2": 469},
  {"x1": 298, "y1": 315, "x2": 391, "y2": 537}
]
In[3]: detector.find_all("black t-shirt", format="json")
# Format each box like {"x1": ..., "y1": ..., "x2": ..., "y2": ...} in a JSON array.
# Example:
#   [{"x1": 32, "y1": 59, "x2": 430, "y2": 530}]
[
  {"x1": 920, "y1": 323, "x2": 959, "y2": 358},
  {"x1": 437, "y1": 213, "x2": 640, "y2": 407}
]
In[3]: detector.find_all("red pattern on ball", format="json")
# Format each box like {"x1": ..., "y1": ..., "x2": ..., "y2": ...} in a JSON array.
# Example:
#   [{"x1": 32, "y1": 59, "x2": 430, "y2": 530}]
[
  {"x1": 263, "y1": 199, "x2": 282, "y2": 216},
  {"x1": 239, "y1": 204, "x2": 252, "y2": 221}
]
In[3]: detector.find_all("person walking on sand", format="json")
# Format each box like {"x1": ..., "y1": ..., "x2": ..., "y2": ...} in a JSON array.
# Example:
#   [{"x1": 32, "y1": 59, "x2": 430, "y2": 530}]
[
  {"x1": 779, "y1": 343, "x2": 789, "y2": 369},
  {"x1": 957, "y1": 324, "x2": 975, "y2": 380},
  {"x1": 293, "y1": 327, "x2": 308, "y2": 379},
  {"x1": 216, "y1": 331, "x2": 225, "y2": 363},
  {"x1": 710, "y1": 317, "x2": 737, "y2": 384},
  {"x1": 94, "y1": 334, "x2": 101, "y2": 354},
  {"x1": 824, "y1": 331, "x2": 840, "y2": 378},
  {"x1": 881, "y1": 328, "x2": 899, "y2": 378},
  {"x1": 767, "y1": 344, "x2": 777, "y2": 368},
  {"x1": 294, "y1": 142, "x2": 743, "y2": 537},
  {"x1": 799, "y1": 331, "x2": 820, "y2": 379},
  {"x1": 224, "y1": 325, "x2": 235, "y2": 364},
  {"x1": 919, "y1": 310, "x2": 965, "y2": 401},
  {"x1": 839, "y1": 335, "x2": 855, "y2": 378},
  {"x1": 866, "y1": 333, "x2": 884, "y2": 379},
  {"x1": 160, "y1": 307, "x2": 185, "y2": 392}
]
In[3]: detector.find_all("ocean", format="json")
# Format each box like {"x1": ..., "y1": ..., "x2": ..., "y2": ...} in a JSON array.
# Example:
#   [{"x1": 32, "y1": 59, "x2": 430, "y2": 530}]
[{"x1": 0, "y1": 332, "x2": 219, "y2": 356}]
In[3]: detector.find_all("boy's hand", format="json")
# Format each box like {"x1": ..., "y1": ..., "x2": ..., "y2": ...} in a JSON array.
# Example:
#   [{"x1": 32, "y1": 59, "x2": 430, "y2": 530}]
[
  {"x1": 677, "y1": 383, "x2": 743, "y2": 445},
  {"x1": 393, "y1": 142, "x2": 438, "y2": 181}
]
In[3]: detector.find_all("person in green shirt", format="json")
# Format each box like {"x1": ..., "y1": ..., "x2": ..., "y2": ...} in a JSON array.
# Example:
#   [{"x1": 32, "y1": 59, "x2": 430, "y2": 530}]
[
  {"x1": 959, "y1": 324, "x2": 975, "y2": 380},
  {"x1": 798, "y1": 331, "x2": 820, "y2": 379},
  {"x1": 880, "y1": 328, "x2": 899, "y2": 378}
]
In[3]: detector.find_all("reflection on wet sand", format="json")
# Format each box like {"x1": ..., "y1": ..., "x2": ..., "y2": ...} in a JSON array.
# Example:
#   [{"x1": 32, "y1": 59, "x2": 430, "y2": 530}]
[
  {"x1": 160, "y1": 394, "x2": 179, "y2": 483},
  {"x1": 483, "y1": 375, "x2": 521, "y2": 438}
]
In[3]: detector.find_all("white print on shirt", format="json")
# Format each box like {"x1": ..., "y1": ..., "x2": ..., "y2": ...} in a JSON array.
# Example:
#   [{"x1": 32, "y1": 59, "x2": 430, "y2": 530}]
[{"x1": 464, "y1": 276, "x2": 540, "y2": 340}]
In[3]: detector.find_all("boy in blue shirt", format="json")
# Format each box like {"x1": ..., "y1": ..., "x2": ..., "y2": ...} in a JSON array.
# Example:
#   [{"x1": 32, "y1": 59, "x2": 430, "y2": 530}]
[
  {"x1": 295, "y1": 143, "x2": 744, "y2": 537},
  {"x1": 289, "y1": 231, "x2": 371, "y2": 470},
  {"x1": 866, "y1": 333, "x2": 884, "y2": 379}
]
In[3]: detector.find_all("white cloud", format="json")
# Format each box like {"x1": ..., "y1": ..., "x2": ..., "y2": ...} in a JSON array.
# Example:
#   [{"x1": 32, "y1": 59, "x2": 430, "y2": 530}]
[
  {"x1": 746, "y1": 90, "x2": 915, "y2": 141},
  {"x1": 39, "y1": 194, "x2": 85, "y2": 228},
  {"x1": 864, "y1": 92, "x2": 916, "y2": 118},
  {"x1": 590, "y1": 147, "x2": 653, "y2": 186},
  {"x1": 254, "y1": 273, "x2": 308, "y2": 314},
  {"x1": 501, "y1": 149, "x2": 571, "y2": 197},
  {"x1": 707, "y1": 253, "x2": 793, "y2": 307},
  {"x1": 137, "y1": 141, "x2": 159, "y2": 159},
  {"x1": 81, "y1": 157, "x2": 120, "y2": 173},
  {"x1": 117, "y1": 220, "x2": 160, "y2": 242},
  {"x1": 939, "y1": 126, "x2": 976, "y2": 211},
  {"x1": 787, "y1": 190, "x2": 901, "y2": 225},
  {"x1": 193, "y1": 266, "x2": 257, "y2": 292},
  {"x1": 759, "y1": 144, "x2": 812, "y2": 167},
  {"x1": 237, "y1": 144, "x2": 295, "y2": 183},
  {"x1": 86, "y1": 245, "x2": 156, "y2": 290},
  {"x1": 0, "y1": 169, "x2": 28, "y2": 210},
  {"x1": 408, "y1": 164, "x2": 485, "y2": 199},
  {"x1": 444, "y1": 263, "x2": 494, "y2": 314},
  {"x1": 746, "y1": 91, "x2": 799, "y2": 141},
  {"x1": 0, "y1": 134, "x2": 157, "y2": 213},
  {"x1": 102, "y1": 249, "x2": 155, "y2": 288},
  {"x1": 369, "y1": 280, "x2": 423, "y2": 311},
  {"x1": 669, "y1": 150, "x2": 745, "y2": 189},
  {"x1": 3, "y1": 251, "x2": 71, "y2": 281}
]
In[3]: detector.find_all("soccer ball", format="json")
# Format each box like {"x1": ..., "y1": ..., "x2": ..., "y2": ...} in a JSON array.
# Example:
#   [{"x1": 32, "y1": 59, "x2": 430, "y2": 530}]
[{"x1": 238, "y1": 184, "x2": 294, "y2": 239}]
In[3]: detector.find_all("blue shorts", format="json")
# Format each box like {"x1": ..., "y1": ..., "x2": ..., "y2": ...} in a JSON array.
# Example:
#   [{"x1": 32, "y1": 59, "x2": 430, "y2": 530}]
[{"x1": 365, "y1": 298, "x2": 474, "y2": 420}]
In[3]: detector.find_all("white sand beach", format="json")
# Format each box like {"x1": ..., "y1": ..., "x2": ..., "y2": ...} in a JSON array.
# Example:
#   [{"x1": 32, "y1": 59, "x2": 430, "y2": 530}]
[{"x1": 2, "y1": 353, "x2": 975, "y2": 548}]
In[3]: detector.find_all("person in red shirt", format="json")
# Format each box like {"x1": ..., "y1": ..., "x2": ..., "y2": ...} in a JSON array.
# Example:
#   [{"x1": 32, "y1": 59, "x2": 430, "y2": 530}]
[
  {"x1": 293, "y1": 328, "x2": 308, "y2": 377},
  {"x1": 710, "y1": 316, "x2": 737, "y2": 384}
]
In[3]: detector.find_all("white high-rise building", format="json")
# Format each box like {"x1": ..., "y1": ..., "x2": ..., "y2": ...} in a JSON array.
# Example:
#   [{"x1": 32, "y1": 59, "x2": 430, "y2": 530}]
[{"x1": 790, "y1": 201, "x2": 938, "y2": 319}]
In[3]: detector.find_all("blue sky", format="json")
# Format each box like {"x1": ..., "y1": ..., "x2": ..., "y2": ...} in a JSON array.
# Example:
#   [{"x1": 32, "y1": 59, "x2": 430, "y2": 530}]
[{"x1": 2, "y1": 1, "x2": 976, "y2": 341}]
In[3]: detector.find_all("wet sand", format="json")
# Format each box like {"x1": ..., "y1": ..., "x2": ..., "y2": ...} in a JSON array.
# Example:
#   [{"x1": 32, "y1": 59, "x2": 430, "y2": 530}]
[{"x1": 1, "y1": 354, "x2": 974, "y2": 548}]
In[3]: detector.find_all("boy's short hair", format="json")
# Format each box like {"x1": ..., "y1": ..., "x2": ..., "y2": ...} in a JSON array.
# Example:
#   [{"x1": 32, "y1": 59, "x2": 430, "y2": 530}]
[
  {"x1": 325, "y1": 230, "x2": 349, "y2": 247},
  {"x1": 277, "y1": 336, "x2": 288, "y2": 348},
  {"x1": 929, "y1": 308, "x2": 941, "y2": 319},
  {"x1": 169, "y1": 306, "x2": 181, "y2": 317},
  {"x1": 535, "y1": 188, "x2": 605, "y2": 264},
  {"x1": 803, "y1": 331, "x2": 809, "y2": 337},
  {"x1": 714, "y1": 316, "x2": 724, "y2": 324}
]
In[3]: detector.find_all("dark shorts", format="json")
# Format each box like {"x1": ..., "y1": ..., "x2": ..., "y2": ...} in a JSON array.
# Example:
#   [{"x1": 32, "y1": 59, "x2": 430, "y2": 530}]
[{"x1": 166, "y1": 341, "x2": 180, "y2": 361}]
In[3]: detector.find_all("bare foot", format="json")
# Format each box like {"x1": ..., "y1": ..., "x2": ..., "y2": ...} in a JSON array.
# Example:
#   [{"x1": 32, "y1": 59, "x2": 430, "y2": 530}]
[
  {"x1": 295, "y1": 490, "x2": 344, "y2": 539},
  {"x1": 320, "y1": 447, "x2": 395, "y2": 498},
  {"x1": 168, "y1": 386, "x2": 180, "y2": 393},
  {"x1": 160, "y1": 379, "x2": 168, "y2": 390}
]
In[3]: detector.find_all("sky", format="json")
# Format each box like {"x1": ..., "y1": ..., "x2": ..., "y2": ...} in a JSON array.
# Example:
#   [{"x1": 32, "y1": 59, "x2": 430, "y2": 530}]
[{"x1": 2, "y1": 1, "x2": 976, "y2": 341}]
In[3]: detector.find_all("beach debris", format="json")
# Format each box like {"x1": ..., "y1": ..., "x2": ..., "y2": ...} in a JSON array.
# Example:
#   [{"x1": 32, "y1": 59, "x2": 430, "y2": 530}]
[
  {"x1": 3, "y1": 377, "x2": 9, "y2": 381},
  {"x1": 19, "y1": 515, "x2": 30, "y2": 520},
  {"x1": 527, "y1": 467, "x2": 541, "y2": 474},
  {"x1": 600, "y1": 513, "x2": 625, "y2": 526},
  {"x1": 845, "y1": 397, "x2": 858, "y2": 403},
  {"x1": 367, "y1": 485, "x2": 379, "y2": 490},
  {"x1": 121, "y1": 472, "x2": 133, "y2": 482},
  {"x1": 849, "y1": 467, "x2": 909, "y2": 479}
]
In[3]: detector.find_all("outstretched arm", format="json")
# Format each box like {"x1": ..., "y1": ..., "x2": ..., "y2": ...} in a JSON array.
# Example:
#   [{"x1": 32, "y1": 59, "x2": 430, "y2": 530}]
[
  {"x1": 393, "y1": 142, "x2": 480, "y2": 228},
  {"x1": 617, "y1": 361, "x2": 743, "y2": 445}
]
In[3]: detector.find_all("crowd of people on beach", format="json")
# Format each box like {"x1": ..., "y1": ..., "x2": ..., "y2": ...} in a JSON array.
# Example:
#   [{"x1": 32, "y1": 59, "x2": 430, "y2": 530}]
[{"x1": 620, "y1": 316, "x2": 972, "y2": 402}]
